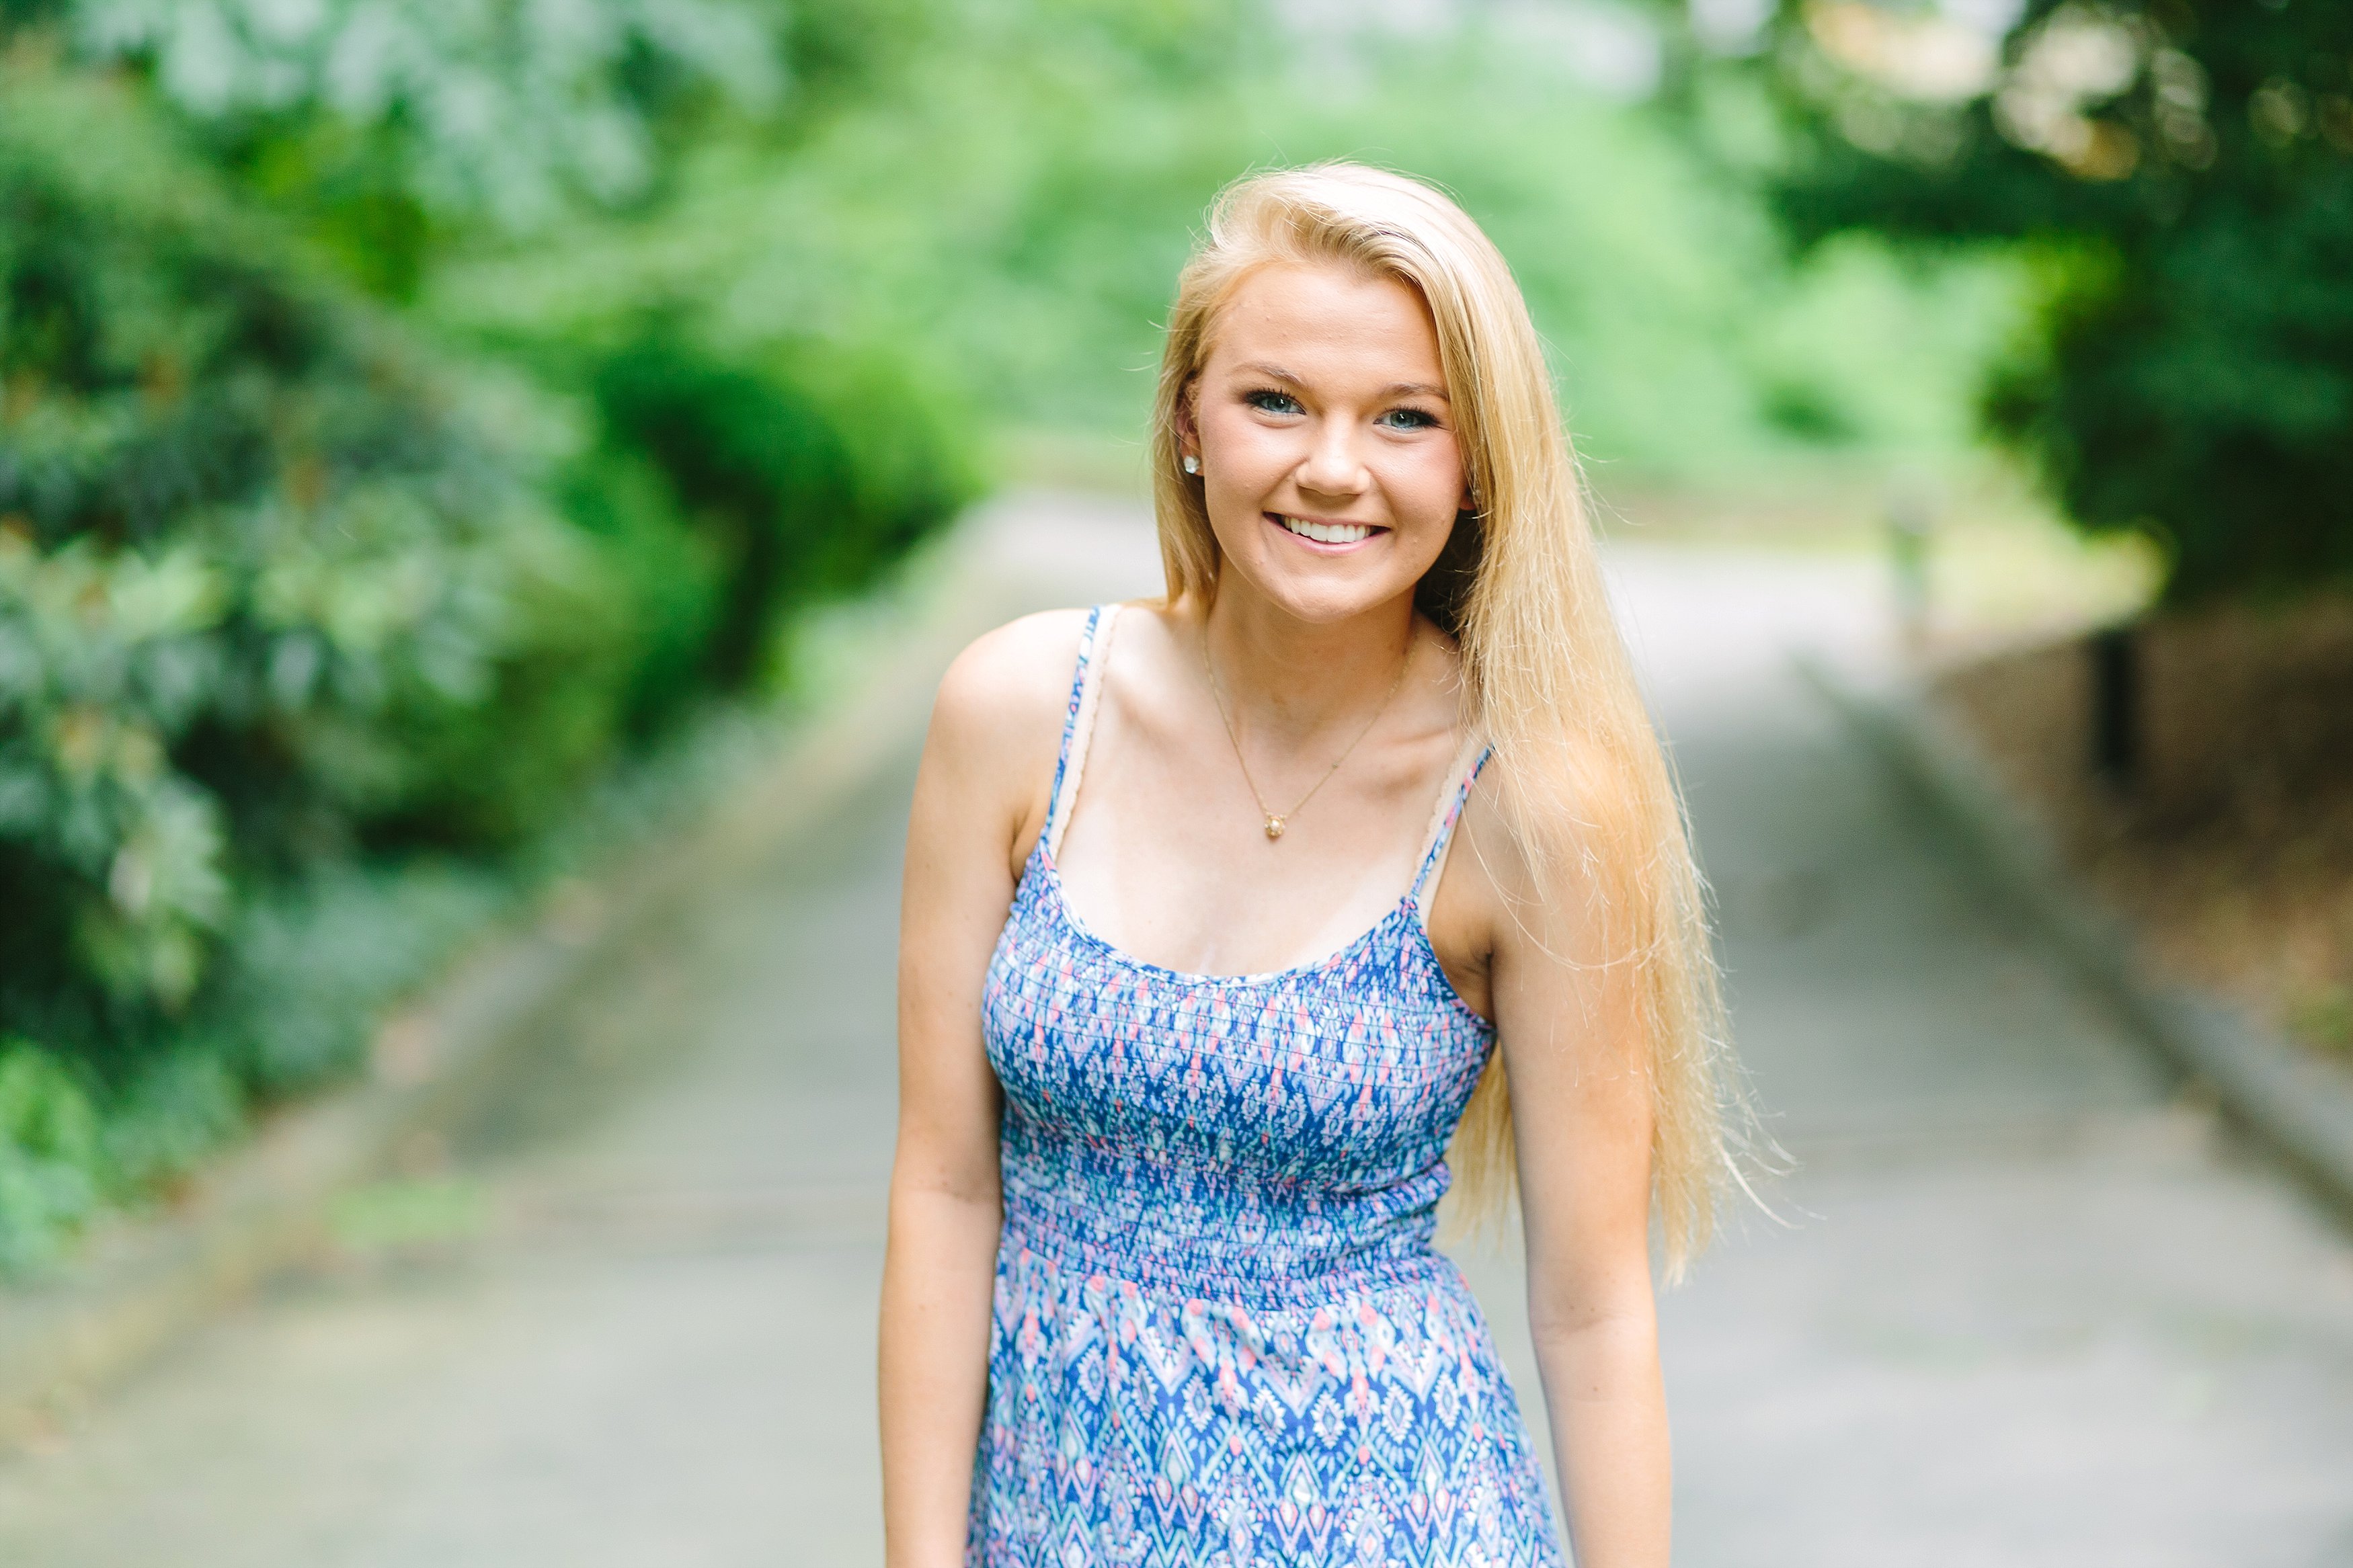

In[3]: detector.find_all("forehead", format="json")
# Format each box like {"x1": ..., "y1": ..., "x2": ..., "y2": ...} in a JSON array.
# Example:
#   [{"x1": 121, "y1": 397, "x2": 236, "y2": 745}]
[{"x1": 1201, "y1": 261, "x2": 1444, "y2": 386}]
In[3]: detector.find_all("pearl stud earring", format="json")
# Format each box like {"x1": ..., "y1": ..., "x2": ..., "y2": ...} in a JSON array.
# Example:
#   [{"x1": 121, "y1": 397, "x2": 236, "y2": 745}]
[{"x1": 1181, "y1": 454, "x2": 1200, "y2": 474}]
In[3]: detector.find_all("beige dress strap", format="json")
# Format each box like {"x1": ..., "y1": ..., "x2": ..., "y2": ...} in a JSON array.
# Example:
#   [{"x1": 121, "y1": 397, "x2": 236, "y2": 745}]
[
  {"x1": 1409, "y1": 731, "x2": 1493, "y2": 927},
  {"x1": 1044, "y1": 603, "x2": 1124, "y2": 864}
]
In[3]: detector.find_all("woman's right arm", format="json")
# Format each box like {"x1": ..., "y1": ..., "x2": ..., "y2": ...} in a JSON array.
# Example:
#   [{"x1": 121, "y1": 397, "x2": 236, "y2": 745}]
[{"x1": 879, "y1": 613, "x2": 1079, "y2": 1567}]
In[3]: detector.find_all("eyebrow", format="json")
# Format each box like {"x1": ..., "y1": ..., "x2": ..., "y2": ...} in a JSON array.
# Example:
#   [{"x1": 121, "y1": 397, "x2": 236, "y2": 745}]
[{"x1": 1232, "y1": 362, "x2": 1451, "y2": 401}]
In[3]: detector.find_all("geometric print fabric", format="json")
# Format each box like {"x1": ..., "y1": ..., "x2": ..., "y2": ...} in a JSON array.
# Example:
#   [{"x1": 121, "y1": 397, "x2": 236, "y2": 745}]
[{"x1": 970, "y1": 606, "x2": 1565, "y2": 1567}]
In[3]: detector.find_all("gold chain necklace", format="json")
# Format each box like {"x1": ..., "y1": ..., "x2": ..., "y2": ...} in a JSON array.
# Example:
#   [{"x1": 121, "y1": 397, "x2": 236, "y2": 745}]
[{"x1": 1203, "y1": 622, "x2": 1415, "y2": 841}]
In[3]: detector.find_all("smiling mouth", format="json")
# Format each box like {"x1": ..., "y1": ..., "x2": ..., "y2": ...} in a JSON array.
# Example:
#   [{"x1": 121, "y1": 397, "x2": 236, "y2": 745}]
[{"x1": 1272, "y1": 513, "x2": 1383, "y2": 545}]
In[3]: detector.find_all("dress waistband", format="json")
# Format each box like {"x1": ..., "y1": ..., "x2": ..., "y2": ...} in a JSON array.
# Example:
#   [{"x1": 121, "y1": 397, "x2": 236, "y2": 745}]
[{"x1": 997, "y1": 1146, "x2": 1455, "y2": 1307}]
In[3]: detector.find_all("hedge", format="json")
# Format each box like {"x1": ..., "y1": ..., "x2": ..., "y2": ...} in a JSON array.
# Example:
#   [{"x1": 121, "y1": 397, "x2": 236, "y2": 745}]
[{"x1": 0, "y1": 60, "x2": 977, "y2": 1270}]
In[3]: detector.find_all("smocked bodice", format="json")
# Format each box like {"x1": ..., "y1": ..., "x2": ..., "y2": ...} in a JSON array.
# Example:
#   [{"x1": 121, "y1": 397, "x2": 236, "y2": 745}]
[{"x1": 983, "y1": 850, "x2": 1496, "y2": 1307}]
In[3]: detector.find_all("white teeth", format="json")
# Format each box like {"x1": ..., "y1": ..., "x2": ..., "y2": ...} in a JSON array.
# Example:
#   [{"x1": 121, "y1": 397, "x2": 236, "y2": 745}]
[{"x1": 1280, "y1": 515, "x2": 1374, "y2": 544}]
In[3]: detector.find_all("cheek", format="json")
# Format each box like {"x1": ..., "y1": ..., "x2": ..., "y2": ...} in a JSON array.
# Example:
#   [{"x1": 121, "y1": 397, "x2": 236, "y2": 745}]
[
  {"x1": 1385, "y1": 438, "x2": 1468, "y2": 524},
  {"x1": 1201, "y1": 407, "x2": 1289, "y2": 484},
  {"x1": 1198, "y1": 417, "x2": 1298, "y2": 531}
]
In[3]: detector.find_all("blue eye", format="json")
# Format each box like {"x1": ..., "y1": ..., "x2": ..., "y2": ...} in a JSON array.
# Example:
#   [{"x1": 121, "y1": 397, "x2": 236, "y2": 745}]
[
  {"x1": 1244, "y1": 388, "x2": 1303, "y2": 415},
  {"x1": 1378, "y1": 407, "x2": 1439, "y2": 431}
]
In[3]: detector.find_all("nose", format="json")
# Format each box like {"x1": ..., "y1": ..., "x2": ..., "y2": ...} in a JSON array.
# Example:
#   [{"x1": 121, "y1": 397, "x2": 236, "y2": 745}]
[{"x1": 1293, "y1": 415, "x2": 1368, "y2": 500}]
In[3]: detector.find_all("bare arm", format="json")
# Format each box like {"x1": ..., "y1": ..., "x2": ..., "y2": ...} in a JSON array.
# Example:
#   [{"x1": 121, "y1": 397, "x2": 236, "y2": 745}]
[
  {"x1": 1460, "y1": 777, "x2": 1669, "y2": 1568},
  {"x1": 879, "y1": 612, "x2": 1080, "y2": 1567}
]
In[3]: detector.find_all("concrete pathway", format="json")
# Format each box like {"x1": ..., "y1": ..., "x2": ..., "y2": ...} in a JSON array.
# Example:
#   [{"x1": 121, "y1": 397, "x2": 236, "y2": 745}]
[
  {"x1": 1603, "y1": 549, "x2": 2353, "y2": 1567},
  {"x1": 1, "y1": 495, "x2": 2349, "y2": 1565}
]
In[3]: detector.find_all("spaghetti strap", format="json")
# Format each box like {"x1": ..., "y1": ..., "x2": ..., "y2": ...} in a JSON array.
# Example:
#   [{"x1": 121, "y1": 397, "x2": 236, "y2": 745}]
[
  {"x1": 1041, "y1": 604, "x2": 1119, "y2": 864},
  {"x1": 1408, "y1": 738, "x2": 1493, "y2": 919}
]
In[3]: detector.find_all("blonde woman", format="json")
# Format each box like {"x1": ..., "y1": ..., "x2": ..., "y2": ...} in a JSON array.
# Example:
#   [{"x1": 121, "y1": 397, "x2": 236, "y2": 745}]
[{"x1": 881, "y1": 163, "x2": 1734, "y2": 1568}]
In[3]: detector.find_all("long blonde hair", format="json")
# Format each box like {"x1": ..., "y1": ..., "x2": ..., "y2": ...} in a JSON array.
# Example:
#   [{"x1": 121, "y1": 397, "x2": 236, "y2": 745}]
[{"x1": 1150, "y1": 163, "x2": 1743, "y2": 1276}]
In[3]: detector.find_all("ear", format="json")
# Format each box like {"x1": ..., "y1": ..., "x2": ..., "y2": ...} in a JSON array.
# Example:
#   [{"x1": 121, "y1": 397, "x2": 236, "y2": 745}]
[{"x1": 1174, "y1": 377, "x2": 1201, "y2": 457}]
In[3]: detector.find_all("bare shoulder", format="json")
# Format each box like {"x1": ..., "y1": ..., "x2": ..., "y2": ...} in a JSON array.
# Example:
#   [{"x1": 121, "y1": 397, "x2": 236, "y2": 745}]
[
  {"x1": 1448, "y1": 733, "x2": 1650, "y2": 926},
  {"x1": 928, "y1": 606, "x2": 1092, "y2": 757},
  {"x1": 916, "y1": 608, "x2": 1097, "y2": 876}
]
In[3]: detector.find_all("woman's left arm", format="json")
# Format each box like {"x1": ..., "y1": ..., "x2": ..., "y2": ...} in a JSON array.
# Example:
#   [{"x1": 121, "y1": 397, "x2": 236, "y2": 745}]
[{"x1": 1468, "y1": 786, "x2": 1669, "y2": 1568}]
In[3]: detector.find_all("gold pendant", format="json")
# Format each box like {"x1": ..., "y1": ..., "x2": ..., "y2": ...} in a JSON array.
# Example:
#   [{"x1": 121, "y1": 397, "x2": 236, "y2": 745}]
[{"x1": 1264, "y1": 815, "x2": 1285, "y2": 840}]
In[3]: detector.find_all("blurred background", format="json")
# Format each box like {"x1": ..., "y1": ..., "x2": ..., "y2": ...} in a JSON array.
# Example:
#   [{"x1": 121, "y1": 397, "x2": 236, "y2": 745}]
[{"x1": 1, "y1": 1, "x2": 2350, "y2": 1562}]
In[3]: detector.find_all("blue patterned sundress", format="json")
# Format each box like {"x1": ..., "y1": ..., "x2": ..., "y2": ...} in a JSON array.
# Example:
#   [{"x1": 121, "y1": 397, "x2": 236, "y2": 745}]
[{"x1": 971, "y1": 604, "x2": 1565, "y2": 1567}]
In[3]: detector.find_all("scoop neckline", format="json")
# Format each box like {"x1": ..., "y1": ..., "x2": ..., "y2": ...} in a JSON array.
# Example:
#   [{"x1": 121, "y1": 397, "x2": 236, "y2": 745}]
[{"x1": 1028, "y1": 851, "x2": 1493, "y2": 1028}]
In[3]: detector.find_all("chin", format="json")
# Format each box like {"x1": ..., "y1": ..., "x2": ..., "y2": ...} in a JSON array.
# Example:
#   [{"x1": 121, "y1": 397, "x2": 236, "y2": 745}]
[{"x1": 1252, "y1": 565, "x2": 1415, "y2": 626}]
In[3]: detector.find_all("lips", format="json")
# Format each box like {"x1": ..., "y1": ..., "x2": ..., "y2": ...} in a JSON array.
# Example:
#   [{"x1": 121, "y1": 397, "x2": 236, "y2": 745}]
[{"x1": 1272, "y1": 513, "x2": 1382, "y2": 546}]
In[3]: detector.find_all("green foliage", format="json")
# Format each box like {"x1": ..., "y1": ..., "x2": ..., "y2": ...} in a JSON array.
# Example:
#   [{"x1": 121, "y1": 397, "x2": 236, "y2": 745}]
[
  {"x1": 0, "y1": 64, "x2": 623, "y2": 1044},
  {"x1": 0, "y1": 63, "x2": 636, "y2": 1266},
  {"x1": 1768, "y1": 0, "x2": 2353, "y2": 600},
  {"x1": 0, "y1": 29, "x2": 980, "y2": 1270},
  {"x1": 556, "y1": 445, "x2": 726, "y2": 733},
  {"x1": 212, "y1": 858, "x2": 505, "y2": 1093},
  {"x1": 0, "y1": 1042, "x2": 104, "y2": 1273},
  {"x1": 437, "y1": 1, "x2": 2017, "y2": 480},
  {"x1": 96, "y1": 1044, "x2": 242, "y2": 1194},
  {"x1": 584, "y1": 330, "x2": 980, "y2": 696},
  {"x1": 54, "y1": 0, "x2": 788, "y2": 297}
]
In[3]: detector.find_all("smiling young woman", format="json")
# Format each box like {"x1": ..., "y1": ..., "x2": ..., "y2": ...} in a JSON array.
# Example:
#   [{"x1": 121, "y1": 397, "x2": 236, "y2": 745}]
[{"x1": 881, "y1": 164, "x2": 1743, "y2": 1568}]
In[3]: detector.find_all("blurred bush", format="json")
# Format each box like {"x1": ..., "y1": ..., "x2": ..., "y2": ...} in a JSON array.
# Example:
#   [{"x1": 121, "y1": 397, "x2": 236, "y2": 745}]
[
  {"x1": 0, "y1": 61, "x2": 631, "y2": 1253},
  {"x1": 1766, "y1": 0, "x2": 2353, "y2": 601},
  {"x1": 0, "y1": 59, "x2": 608, "y2": 977},
  {"x1": 0, "y1": 22, "x2": 975, "y2": 1270},
  {"x1": 0, "y1": 1041, "x2": 103, "y2": 1274},
  {"x1": 434, "y1": 0, "x2": 2023, "y2": 481},
  {"x1": 579, "y1": 329, "x2": 982, "y2": 711},
  {"x1": 57, "y1": 0, "x2": 787, "y2": 297}
]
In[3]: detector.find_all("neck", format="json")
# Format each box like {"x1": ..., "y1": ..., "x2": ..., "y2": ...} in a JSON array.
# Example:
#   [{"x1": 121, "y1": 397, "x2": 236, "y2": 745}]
[{"x1": 1199, "y1": 575, "x2": 1418, "y2": 739}]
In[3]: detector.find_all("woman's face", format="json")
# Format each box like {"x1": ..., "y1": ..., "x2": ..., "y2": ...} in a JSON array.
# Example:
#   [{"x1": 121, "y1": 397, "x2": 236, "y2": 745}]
[{"x1": 1182, "y1": 261, "x2": 1470, "y2": 626}]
